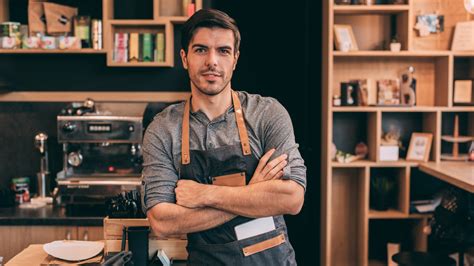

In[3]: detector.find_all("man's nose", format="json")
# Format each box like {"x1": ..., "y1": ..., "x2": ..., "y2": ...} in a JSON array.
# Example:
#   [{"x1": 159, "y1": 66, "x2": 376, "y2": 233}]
[{"x1": 205, "y1": 50, "x2": 218, "y2": 67}]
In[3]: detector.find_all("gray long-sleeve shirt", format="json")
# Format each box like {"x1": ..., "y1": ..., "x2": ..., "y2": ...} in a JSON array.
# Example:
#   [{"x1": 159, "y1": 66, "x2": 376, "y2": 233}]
[{"x1": 142, "y1": 91, "x2": 307, "y2": 212}]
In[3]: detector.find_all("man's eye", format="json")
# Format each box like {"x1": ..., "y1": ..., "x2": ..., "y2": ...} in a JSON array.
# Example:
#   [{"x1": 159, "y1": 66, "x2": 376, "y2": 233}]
[
  {"x1": 220, "y1": 49, "x2": 231, "y2": 55},
  {"x1": 195, "y1": 48, "x2": 206, "y2": 53}
]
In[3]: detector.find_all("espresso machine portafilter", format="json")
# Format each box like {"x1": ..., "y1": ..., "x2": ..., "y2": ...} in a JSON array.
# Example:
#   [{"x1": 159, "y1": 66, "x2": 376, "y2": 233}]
[{"x1": 34, "y1": 132, "x2": 50, "y2": 197}]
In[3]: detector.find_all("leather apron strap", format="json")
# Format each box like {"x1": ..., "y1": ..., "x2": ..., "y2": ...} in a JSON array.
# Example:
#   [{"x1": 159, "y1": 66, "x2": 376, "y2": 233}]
[{"x1": 181, "y1": 90, "x2": 252, "y2": 165}]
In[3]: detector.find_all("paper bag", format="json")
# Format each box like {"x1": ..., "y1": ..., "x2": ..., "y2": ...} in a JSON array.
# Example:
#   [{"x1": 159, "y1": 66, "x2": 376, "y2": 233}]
[
  {"x1": 43, "y1": 2, "x2": 77, "y2": 35},
  {"x1": 28, "y1": 0, "x2": 48, "y2": 35}
]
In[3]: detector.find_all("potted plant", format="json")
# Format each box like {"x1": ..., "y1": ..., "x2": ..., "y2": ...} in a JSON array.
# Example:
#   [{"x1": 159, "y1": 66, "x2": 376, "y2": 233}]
[
  {"x1": 390, "y1": 36, "x2": 402, "y2": 52},
  {"x1": 370, "y1": 176, "x2": 396, "y2": 210}
]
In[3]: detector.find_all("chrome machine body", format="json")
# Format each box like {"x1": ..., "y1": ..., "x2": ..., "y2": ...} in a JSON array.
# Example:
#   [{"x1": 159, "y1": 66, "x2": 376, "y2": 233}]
[{"x1": 56, "y1": 100, "x2": 147, "y2": 215}]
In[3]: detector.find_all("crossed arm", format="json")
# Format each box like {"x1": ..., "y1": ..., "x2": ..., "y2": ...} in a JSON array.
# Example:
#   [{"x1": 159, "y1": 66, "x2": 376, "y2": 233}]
[{"x1": 147, "y1": 149, "x2": 305, "y2": 238}]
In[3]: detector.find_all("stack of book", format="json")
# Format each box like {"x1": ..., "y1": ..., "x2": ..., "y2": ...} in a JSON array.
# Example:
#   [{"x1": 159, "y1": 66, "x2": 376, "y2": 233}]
[{"x1": 113, "y1": 32, "x2": 165, "y2": 63}]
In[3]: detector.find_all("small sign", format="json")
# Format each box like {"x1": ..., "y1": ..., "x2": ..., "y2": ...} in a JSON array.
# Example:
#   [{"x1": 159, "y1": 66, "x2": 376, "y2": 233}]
[
  {"x1": 453, "y1": 80, "x2": 473, "y2": 104},
  {"x1": 451, "y1": 21, "x2": 474, "y2": 51}
]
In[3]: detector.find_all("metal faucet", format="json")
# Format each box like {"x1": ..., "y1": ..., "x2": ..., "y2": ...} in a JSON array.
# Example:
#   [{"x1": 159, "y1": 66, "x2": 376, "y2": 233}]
[{"x1": 34, "y1": 132, "x2": 50, "y2": 197}]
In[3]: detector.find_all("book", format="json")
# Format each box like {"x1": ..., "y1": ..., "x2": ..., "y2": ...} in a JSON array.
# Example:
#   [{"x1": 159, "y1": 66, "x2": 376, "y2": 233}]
[
  {"x1": 129, "y1": 32, "x2": 139, "y2": 62},
  {"x1": 155, "y1": 33, "x2": 165, "y2": 62},
  {"x1": 142, "y1": 33, "x2": 153, "y2": 62},
  {"x1": 113, "y1": 33, "x2": 128, "y2": 63}
]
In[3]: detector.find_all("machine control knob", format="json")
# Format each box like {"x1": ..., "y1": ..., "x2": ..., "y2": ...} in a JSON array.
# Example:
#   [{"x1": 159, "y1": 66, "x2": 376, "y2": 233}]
[
  {"x1": 62, "y1": 122, "x2": 76, "y2": 133},
  {"x1": 67, "y1": 152, "x2": 83, "y2": 167}
]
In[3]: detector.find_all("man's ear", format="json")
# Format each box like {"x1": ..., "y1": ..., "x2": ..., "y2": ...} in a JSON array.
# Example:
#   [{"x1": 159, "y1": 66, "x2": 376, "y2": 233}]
[
  {"x1": 180, "y1": 49, "x2": 188, "y2": 69},
  {"x1": 233, "y1": 50, "x2": 240, "y2": 70}
]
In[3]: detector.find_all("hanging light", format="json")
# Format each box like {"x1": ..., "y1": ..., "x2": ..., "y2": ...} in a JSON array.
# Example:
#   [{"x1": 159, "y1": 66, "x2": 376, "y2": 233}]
[{"x1": 465, "y1": 0, "x2": 474, "y2": 14}]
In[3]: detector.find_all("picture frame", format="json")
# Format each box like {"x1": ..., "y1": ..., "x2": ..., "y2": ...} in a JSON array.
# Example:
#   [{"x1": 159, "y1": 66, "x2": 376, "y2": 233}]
[
  {"x1": 376, "y1": 79, "x2": 401, "y2": 105},
  {"x1": 406, "y1": 133, "x2": 433, "y2": 162},
  {"x1": 334, "y1": 24, "x2": 358, "y2": 51}
]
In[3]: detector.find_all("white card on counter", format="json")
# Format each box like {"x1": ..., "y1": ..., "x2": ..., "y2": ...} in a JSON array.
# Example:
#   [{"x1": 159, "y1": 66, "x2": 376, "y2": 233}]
[{"x1": 234, "y1": 216, "x2": 275, "y2": 241}]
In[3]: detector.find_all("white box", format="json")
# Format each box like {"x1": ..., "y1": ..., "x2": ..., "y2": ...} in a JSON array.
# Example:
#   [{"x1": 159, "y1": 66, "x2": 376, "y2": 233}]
[{"x1": 379, "y1": 145, "x2": 399, "y2": 161}]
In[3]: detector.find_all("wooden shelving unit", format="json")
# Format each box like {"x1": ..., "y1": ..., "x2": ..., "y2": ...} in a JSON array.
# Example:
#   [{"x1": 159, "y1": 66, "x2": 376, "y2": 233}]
[
  {"x1": 333, "y1": 4, "x2": 410, "y2": 14},
  {"x1": 323, "y1": 1, "x2": 474, "y2": 265},
  {"x1": 0, "y1": 49, "x2": 106, "y2": 54},
  {"x1": 0, "y1": 0, "x2": 203, "y2": 67}
]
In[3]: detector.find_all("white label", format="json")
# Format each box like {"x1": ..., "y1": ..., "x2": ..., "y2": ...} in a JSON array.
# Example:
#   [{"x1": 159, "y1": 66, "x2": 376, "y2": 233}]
[{"x1": 234, "y1": 216, "x2": 276, "y2": 241}]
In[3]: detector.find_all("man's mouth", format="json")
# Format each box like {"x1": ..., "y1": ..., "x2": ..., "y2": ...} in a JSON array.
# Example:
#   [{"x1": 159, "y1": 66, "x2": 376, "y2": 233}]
[{"x1": 201, "y1": 72, "x2": 222, "y2": 81}]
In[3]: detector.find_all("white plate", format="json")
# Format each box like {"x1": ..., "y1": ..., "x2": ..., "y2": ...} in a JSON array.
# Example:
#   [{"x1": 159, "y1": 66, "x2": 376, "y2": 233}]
[{"x1": 43, "y1": 240, "x2": 104, "y2": 261}]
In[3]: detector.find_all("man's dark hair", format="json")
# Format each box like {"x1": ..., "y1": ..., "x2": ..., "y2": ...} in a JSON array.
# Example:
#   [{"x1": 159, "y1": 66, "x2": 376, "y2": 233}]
[{"x1": 181, "y1": 9, "x2": 240, "y2": 54}]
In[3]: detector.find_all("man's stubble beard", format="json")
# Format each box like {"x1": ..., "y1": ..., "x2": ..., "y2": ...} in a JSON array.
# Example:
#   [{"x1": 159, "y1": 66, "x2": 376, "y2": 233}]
[{"x1": 191, "y1": 77, "x2": 231, "y2": 96}]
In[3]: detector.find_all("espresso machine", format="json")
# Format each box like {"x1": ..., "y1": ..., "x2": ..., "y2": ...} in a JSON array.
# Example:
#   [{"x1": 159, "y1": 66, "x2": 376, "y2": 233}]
[{"x1": 57, "y1": 99, "x2": 147, "y2": 215}]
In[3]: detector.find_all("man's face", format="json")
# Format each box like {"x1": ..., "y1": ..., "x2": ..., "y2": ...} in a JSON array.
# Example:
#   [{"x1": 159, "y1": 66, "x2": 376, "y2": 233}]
[{"x1": 181, "y1": 27, "x2": 239, "y2": 96}]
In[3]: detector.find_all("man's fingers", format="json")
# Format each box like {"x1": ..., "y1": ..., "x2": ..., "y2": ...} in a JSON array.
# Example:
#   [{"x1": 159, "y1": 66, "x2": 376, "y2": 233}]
[
  {"x1": 260, "y1": 154, "x2": 287, "y2": 177},
  {"x1": 255, "y1": 148, "x2": 276, "y2": 174},
  {"x1": 264, "y1": 159, "x2": 287, "y2": 180}
]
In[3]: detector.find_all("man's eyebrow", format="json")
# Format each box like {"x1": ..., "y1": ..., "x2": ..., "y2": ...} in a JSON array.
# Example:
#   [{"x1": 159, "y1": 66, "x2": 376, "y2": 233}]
[
  {"x1": 191, "y1": 44, "x2": 208, "y2": 49},
  {"x1": 217, "y1": 45, "x2": 233, "y2": 50}
]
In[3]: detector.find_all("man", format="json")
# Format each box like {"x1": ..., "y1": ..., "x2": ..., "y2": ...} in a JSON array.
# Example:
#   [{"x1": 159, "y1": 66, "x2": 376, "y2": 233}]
[{"x1": 142, "y1": 9, "x2": 306, "y2": 265}]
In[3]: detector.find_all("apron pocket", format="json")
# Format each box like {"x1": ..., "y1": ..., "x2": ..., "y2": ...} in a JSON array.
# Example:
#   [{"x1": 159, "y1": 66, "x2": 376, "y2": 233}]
[
  {"x1": 238, "y1": 227, "x2": 290, "y2": 257},
  {"x1": 187, "y1": 239, "x2": 242, "y2": 265}
]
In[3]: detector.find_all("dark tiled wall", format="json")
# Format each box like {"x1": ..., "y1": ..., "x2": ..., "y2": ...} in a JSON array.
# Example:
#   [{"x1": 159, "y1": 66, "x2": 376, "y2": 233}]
[{"x1": 0, "y1": 103, "x2": 64, "y2": 191}]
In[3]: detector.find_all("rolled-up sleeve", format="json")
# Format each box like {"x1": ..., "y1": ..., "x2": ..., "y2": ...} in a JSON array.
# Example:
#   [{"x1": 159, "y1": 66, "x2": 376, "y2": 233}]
[
  {"x1": 141, "y1": 120, "x2": 178, "y2": 212},
  {"x1": 261, "y1": 99, "x2": 307, "y2": 190}
]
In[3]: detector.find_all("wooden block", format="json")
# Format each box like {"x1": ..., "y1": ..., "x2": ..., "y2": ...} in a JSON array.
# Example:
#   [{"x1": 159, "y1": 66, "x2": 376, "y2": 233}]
[
  {"x1": 103, "y1": 217, "x2": 188, "y2": 259},
  {"x1": 105, "y1": 239, "x2": 188, "y2": 260}
]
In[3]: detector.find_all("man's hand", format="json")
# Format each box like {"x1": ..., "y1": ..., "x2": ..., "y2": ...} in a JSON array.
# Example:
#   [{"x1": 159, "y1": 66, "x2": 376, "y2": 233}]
[
  {"x1": 175, "y1": 179, "x2": 209, "y2": 208},
  {"x1": 249, "y1": 149, "x2": 288, "y2": 184}
]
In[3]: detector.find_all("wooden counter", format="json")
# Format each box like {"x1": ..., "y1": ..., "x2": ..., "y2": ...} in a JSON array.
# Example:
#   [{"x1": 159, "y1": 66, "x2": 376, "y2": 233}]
[
  {"x1": 6, "y1": 244, "x2": 103, "y2": 265},
  {"x1": 419, "y1": 162, "x2": 474, "y2": 193}
]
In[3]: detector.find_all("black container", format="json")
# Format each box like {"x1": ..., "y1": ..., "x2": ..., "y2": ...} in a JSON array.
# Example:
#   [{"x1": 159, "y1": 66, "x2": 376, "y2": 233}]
[{"x1": 128, "y1": 226, "x2": 150, "y2": 266}]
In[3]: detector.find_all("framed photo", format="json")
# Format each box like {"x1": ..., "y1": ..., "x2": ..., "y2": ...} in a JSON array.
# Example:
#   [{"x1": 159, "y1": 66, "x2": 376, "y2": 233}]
[
  {"x1": 334, "y1": 24, "x2": 358, "y2": 51},
  {"x1": 376, "y1": 79, "x2": 401, "y2": 105},
  {"x1": 406, "y1": 133, "x2": 433, "y2": 162}
]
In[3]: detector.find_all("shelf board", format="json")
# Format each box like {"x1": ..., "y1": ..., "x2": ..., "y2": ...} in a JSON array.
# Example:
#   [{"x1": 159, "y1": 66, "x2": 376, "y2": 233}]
[
  {"x1": 369, "y1": 209, "x2": 406, "y2": 219},
  {"x1": 373, "y1": 159, "x2": 419, "y2": 167},
  {"x1": 109, "y1": 19, "x2": 167, "y2": 26},
  {"x1": 0, "y1": 49, "x2": 106, "y2": 54},
  {"x1": 453, "y1": 51, "x2": 474, "y2": 57},
  {"x1": 107, "y1": 62, "x2": 172, "y2": 67},
  {"x1": 332, "y1": 159, "x2": 418, "y2": 168},
  {"x1": 166, "y1": 16, "x2": 191, "y2": 23},
  {"x1": 440, "y1": 154, "x2": 470, "y2": 161},
  {"x1": 332, "y1": 106, "x2": 440, "y2": 112},
  {"x1": 441, "y1": 136, "x2": 474, "y2": 143},
  {"x1": 443, "y1": 106, "x2": 474, "y2": 112},
  {"x1": 369, "y1": 209, "x2": 432, "y2": 219},
  {"x1": 333, "y1": 50, "x2": 449, "y2": 57},
  {"x1": 332, "y1": 159, "x2": 373, "y2": 168},
  {"x1": 0, "y1": 91, "x2": 190, "y2": 102},
  {"x1": 333, "y1": 4, "x2": 409, "y2": 14}
]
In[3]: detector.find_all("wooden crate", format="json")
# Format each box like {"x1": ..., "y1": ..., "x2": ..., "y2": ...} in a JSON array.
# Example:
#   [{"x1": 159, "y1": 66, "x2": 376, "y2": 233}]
[{"x1": 103, "y1": 217, "x2": 188, "y2": 260}]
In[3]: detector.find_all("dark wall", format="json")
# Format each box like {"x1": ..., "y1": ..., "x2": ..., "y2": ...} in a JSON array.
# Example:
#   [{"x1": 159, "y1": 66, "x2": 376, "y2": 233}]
[
  {"x1": 211, "y1": 1, "x2": 322, "y2": 265},
  {"x1": 0, "y1": 1, "x2": 322, "y2": 265}
]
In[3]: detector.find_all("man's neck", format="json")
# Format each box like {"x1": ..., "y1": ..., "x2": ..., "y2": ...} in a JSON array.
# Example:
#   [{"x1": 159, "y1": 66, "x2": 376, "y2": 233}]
[{"x1": 190, "y1": 87, "x2": 233, "y2": 121}]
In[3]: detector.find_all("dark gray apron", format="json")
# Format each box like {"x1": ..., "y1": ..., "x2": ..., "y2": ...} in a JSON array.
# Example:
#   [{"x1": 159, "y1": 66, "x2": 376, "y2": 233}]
[{"x1": 179, "y1": 91, "x2": 296, "y2": 265}]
